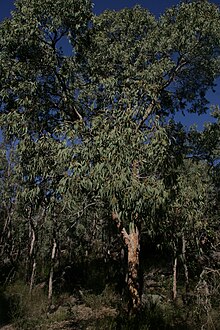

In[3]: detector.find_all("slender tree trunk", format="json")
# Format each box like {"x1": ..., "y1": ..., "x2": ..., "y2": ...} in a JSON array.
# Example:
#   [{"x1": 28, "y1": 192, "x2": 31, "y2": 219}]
[
  {"x1": 121, "y1": 222, "x2": 141, "y2": 312},
  {"x1": 0, "y1": 205, "x2": 12, "y2": 258},
  {"x1": 30, "y1": 259, "x2": 36, "y2": 293},
  {"x1": 182, "y1": 233, "x2": 189, "y2": 292},
  {"x1": 0, "y1": 216, "x2": 10, "y2": 257},
  {"x1": 173, "y1": 255, "x2": 178, "y2": 300},
  {"x1": 48, "y1": 238, "x2": 57, "y2": 303},
  {"x1": 29, "y1": 218, "x2": 37, "y2": 293},
  {"x1": 0, "y1": 215, "x2": 10, "y2": 247}
]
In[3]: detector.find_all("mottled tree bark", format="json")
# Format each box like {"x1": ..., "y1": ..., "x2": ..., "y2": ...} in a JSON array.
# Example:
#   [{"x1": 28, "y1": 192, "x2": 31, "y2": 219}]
[
  {"x1": 112, "y1": 211, "x2": 141, "y2": 312},
  {"x1": 121, "y1": 223, "x2": 141, "y2": 311}
]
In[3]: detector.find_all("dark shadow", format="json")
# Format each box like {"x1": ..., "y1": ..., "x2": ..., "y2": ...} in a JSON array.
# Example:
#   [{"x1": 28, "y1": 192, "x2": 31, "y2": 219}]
[{"x1": 0, "y1": 289, "x2": 11, "y2": 326}]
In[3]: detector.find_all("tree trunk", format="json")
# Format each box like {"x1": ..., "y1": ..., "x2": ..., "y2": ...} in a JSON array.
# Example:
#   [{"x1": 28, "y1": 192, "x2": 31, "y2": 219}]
[
  {"x1": 173, "y1": 255, "x2": 178, "y2": 300},
  {"x1": 182, "y1": 233, "x2": 189, "y2": 292},
  {"x1": 0, "y1": 206, "x2": 12, "y2": 259},
  {"x1": 48, "y1": 238, "x2": 57, "y2": 303},
  {"x1": 29, "y1": 219, "x2": 37, "y2": 293},
  {"x1": 30, "y1": 259, "x2": 36, "y2": 294},
  {"x1": 121, "y1": 222, "x2": 141, "y2": 312}
]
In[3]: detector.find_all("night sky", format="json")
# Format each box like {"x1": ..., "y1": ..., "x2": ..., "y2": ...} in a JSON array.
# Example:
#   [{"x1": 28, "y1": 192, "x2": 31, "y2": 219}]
[{"x1": 1, "y1": 0, "x2": 219, "y2": 129}]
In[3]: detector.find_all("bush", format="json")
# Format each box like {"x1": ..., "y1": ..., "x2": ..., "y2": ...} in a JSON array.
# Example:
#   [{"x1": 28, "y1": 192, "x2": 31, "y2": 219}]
[{"x1": 3, "y1": 281, "x2": 48, "y2": 329}]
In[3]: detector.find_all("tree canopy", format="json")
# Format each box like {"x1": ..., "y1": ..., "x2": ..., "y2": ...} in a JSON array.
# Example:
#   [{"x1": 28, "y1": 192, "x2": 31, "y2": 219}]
[{"x1": 0, "y1": 0, "x2": 220, "y2": 328}]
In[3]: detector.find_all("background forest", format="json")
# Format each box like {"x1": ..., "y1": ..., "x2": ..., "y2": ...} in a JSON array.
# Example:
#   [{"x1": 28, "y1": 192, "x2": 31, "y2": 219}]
[{"x1": 0, "y1": 0, "x2": 220, "y2": 329}]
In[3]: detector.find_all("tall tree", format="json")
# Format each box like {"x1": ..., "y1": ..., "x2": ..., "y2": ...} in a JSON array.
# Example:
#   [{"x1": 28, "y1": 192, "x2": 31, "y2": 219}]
[
  {"x1": 0, "y1": 0, "x2": 220, "y2": 312},
  {"x1": 70, "y1": 1, "x2": 220, "y2": 310},
  {"x1": 0, "y1": 0, "x2": 93, "y2": 299}
]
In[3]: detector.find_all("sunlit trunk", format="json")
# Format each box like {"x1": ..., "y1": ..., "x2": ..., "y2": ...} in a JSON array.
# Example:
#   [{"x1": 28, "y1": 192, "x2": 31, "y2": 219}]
[
  {"x1": 30, "y1": 259, "x2": 36, "y2": 293},
  {"x1": 48, "y1": 238, "x2": 57, "y2": 303},
  {"x1": 182, "y1": 233, "x2": 189, "y2": 292},
  {"x1": 173, "y1": 255, "x2": 178, "y2": 300},
  {"x1": 112, "y1": 211, "x2": 141, "y2": 312},
  {"x1": 29, "y1": 229, "x2": 36, "y2": 293},
  {"x1": 29, "y1": 219, "x2": 37, "y2": 293},
  {"x1": 122, "y1": 223, "x2": 141, "y2": 311}
]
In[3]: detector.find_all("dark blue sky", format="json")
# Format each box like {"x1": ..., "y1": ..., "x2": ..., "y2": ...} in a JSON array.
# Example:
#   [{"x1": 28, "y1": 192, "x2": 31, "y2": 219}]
[
  {"x1": 93, "y1": 0, "x2": 181, "y2": 16},
  {"x1": 1, "y1": 0, "x2": 219, "y2": 129},
  {"x1": 0, "y1": 0, "x2": 191, "y2": 20}
]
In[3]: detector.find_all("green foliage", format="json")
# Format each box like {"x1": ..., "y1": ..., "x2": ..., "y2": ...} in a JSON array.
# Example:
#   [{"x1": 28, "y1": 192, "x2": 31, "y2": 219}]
[
  {"x1": 3, "y1": 281, "x2": 48, "y2": 329},
  {"x1": 72, "y1": 113, "x2": 171, "y2": 229},
  {"x1": 86, "y1": 1, "x2": 220, "y2": 119},
  {"x1": 189, "y1": 106, "x2": 220, "y2": 164},
  {"x1": 0, "y1": 0, "x2": 92, "y2": 140},
  {"x1": 0, "y1": 1, "x2": 220, "y2": 328}
]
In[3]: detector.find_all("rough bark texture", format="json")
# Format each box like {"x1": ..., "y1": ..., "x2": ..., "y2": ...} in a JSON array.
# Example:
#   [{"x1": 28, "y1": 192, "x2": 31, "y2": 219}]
[
  {"x1": 112, "y1": 211, "x2": 141, "y2": 311},
  {"x1": 121, "y1": 223, "x2": 141, "y2": 311}
]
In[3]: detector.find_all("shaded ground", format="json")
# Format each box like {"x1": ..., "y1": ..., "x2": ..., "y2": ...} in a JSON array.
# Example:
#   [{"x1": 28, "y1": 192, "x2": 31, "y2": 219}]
[{"x1": 0, "y1": 292, "x2": 118, "y2": 330}]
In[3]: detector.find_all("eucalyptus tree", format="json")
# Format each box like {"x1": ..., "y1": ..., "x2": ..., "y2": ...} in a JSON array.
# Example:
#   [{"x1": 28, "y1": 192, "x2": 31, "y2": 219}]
[
  {"x1": 0, "y1": 0, "x2": 93, "y2": 298},
  {"x1": 0, "y1": 140, "x2": 26, "y2": 286},
  {"x1": 189, "y1": 107, "x2": 220, "y2": 165},
  {"x1": 162, "y1": 158, "x2": 215, "y2": 299},
  {"x1": 71, "y1": 0, "x2": 220, "y2": 310},
  {"x1": 0, "y1": 0, "x2": 92, "y2": 138},
  {"x1": 188, "y1": 108, "x2": 220, "y2": 249},
  {"x1": 1, "y1": 0, "x2": 220, "y2": 312}
]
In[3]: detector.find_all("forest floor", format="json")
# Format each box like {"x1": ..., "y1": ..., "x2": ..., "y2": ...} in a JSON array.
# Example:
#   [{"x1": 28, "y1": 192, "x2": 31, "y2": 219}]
[
  {"x1": 1, "y1": 264, "x2": 220, "y2": 330},
  {"x1": 0, "y1": 303, "x2": 117, "y2": 330},
  {"x1": 0, "y1": 289, "x2": 118, "y2": 330}
]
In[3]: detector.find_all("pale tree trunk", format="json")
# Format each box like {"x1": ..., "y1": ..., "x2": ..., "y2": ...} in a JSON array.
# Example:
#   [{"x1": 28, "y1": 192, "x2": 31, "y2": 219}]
[
  {"x1": 121, "y1": 222, "x2": 141, "y2": 311},
  {"x1": 48, "y1": 238, "x2": 57, "y2": 303},
  {"x1": 29, "y1": 226, "x2": 36, "y2": 293},
  {"x1": 173, "y1": 255, "x2": 178, "y2": 301},
  {"x1": 182, "y1": 233, "x2": 189, "y2": 292},
  {"x1": 112, "y1": 212, "x2": 141, "y2": 312},
  {"x1": 28, "y1": 215, "x2": 38, "y2": 294},
  {"x1": 30, "y1": 260, "x2": 36, "y2": 294}
]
